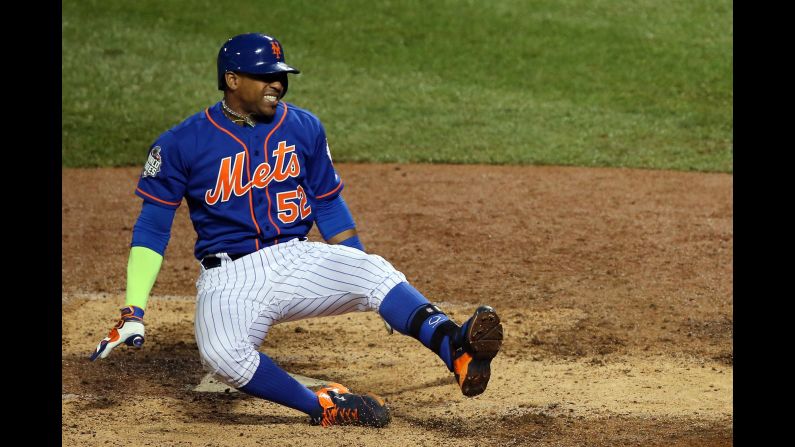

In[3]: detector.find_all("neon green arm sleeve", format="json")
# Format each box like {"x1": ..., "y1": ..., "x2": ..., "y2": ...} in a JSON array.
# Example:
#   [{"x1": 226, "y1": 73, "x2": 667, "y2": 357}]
[{"x1": 125, "y1": 246, "x2": 164, "y2": 310}]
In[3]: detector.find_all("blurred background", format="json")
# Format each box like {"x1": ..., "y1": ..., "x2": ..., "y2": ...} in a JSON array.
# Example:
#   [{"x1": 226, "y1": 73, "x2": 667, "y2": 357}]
[{"x1": 62, "y1": 0, "x2": 732, "y2": 172}]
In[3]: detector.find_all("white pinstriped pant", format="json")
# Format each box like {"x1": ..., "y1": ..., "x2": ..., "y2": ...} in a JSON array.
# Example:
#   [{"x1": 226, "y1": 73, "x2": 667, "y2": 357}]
[{"x1": 194, "y1": 238, "x2": 407, "y2": 388}]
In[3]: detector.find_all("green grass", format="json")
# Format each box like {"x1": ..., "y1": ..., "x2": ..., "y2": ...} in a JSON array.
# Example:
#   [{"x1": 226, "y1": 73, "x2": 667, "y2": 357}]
[{"x1": 63, "y1": 0, "x2": 732, "y2": 172}]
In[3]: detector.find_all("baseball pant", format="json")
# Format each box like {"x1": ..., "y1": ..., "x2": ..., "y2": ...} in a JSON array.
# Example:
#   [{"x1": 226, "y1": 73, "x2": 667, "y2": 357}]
[{"x1": 194, "y1": 238, "x2": 406, "y2": 388}]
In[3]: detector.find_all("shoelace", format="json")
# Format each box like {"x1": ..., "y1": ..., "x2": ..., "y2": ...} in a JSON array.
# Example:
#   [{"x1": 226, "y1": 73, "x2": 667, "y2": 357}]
[{"x1": 321, "y1": 406, "x2": 359, "y2": 427}]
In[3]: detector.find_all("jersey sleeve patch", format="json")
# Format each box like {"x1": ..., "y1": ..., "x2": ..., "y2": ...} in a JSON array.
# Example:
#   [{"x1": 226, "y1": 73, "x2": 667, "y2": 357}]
[
  {"x1": 142, "y1": 146, "x2": 163, "y2": 178},
  {"x1": 135, "y1": 136, "x2": 188, "y2": 209}
]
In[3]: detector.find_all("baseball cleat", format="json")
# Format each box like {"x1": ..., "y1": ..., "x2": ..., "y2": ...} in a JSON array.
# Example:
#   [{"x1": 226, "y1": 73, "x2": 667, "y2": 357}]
[
  {"x1": 310, "y1": 382, "x2": 391, "y2": 428},
  {"x1": 452, "y1": 305, "x2": 504, "y2": 397}
]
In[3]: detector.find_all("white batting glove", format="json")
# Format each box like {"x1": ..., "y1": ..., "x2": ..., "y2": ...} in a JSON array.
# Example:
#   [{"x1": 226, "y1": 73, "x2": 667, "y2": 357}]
[{"x1": 89, "y1": 306, "x2": 146, "y2": 361}]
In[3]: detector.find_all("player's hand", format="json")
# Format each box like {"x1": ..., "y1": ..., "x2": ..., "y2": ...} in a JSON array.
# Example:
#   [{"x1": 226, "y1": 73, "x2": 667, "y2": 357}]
[{"x1": 89, "y1": 306, "x2": 146, "y2": 361}]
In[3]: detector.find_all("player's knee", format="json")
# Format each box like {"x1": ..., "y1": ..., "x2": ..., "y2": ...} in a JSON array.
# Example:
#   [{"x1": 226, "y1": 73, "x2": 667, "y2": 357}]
[
  {"x1": 197, "y1": 340, "x2": 258, "y2": 387},
  {"x1": 364, "y1": 253, "x2": 407, "y2": 307},
  {"x1": 364, "y1": 253, "x2": 404, "y2": 280}
]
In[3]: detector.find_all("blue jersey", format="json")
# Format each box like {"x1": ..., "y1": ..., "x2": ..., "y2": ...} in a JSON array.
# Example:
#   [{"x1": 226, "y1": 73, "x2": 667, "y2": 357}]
[{"x1": 136, "y1": 101, "x2": 343, "y2": 260}]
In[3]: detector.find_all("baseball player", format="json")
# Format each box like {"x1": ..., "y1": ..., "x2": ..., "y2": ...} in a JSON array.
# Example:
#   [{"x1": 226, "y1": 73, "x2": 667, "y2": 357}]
[{"x1": 90, "y1": 33, "x2": 503, "y2": 428}]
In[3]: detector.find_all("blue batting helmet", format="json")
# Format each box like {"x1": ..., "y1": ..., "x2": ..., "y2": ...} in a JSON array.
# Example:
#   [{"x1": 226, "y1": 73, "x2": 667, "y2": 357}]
[{"x1": 217, "y1": 33, "x2": 300, "y2": 94}]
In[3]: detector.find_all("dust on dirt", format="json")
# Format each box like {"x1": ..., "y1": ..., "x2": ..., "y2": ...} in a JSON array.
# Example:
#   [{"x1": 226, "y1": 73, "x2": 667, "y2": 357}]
[{"x1": 63, "y1": 163, "x2": 732, "y2": 446}]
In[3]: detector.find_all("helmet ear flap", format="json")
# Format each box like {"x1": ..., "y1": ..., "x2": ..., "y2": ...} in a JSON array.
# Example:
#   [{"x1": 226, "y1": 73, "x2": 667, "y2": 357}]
[
  {"x1": 218, "y1": 71, "x2": 234, "y2": 91},
  {"x1": 280, "y1": 74, "x2": 289, "y2": 99}
]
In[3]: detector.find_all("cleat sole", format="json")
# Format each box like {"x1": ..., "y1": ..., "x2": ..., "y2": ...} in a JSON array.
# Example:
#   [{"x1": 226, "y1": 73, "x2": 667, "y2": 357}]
[
  {"x1": 466, "y1": 307, "x2": 504, "y2": 361},
  {"x1": 460, "y1": 360, "x2": 491, "y2": 397},
  {"x1": 458, "y1": 306, "x2": 504, "y2": 396}
]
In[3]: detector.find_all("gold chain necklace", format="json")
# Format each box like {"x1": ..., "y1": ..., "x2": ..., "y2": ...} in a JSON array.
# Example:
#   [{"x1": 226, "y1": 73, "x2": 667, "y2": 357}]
[{"x1": 221, "y1": 99, "x2": 255, "y2": 127}]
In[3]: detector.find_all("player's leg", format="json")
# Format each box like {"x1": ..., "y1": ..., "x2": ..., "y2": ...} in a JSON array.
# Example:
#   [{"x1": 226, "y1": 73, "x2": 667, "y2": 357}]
[
  {"x1": 378, "y1": 282, "x2": 504, "y2": 396},
  {"x1": 193, "y1": 255, "x2": 321, "y2": 417},
  {"x1": 264, "y1": 239, "x2": 406, "y2": 324},
  {"x1": 262, "y1": 239, "x2": 503, "y2": 396}
]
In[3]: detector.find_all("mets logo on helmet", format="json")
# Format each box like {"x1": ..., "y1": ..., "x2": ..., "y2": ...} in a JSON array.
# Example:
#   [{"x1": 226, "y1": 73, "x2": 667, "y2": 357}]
[
  {"x1": 142, "y1": 146, "x2": 162, "y2": 178},
  {"x1": 271, "y1": 42, "x2": 281, "y2": 58}
]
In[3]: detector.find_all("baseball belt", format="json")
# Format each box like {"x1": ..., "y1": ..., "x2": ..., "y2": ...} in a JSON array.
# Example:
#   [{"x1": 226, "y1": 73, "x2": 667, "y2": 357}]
[{"x1": 201, "y1": 236, "x2": 308, "y2": 269}]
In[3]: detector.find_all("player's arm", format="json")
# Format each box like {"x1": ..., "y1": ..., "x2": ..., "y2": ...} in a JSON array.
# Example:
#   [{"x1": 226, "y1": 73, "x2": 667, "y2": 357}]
[
  {"x1": 326, "y1": 227, "x2": 358, "y2": 245},
  {"x1": 304, "y1": 117, "x2": 363, "y2": 249},
  {"x1": 313, "y1": 195, "x2": 364, "y2": 251},
  {"x1": 90, "y1": 201, "x2": 177, "y2": 360}
]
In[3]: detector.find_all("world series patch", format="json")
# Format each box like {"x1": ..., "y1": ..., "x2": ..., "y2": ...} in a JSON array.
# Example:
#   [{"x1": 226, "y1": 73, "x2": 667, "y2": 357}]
[{"x1": 142, "y1": 146, "x2": 162, "y2": 178}]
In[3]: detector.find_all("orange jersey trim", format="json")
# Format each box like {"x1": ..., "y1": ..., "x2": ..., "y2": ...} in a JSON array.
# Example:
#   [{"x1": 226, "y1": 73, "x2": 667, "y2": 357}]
[
  {"x1": 266, "y1": 186, "x2": 281, "y2": 235},
  {"x1": 136, "y1": 188, "x2": 181, "y2": 206},
  {"x1": 315, "y1": 180, "x2": 343, "y2": 199},
  {"x1": 205, "y1": 108, "x2": 262, "y2": 236},
  {"x1": 262, "y1": 103, "x2": 289, "y2": 235}
]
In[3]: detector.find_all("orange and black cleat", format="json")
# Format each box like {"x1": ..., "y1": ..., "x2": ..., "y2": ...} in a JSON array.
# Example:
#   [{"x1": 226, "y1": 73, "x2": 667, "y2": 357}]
[
  {"x1": 452, "y1": 306, "x2": 504, "y2": 397},
  {"x1": 310, "y1": 383, "x2": 391, "y2": 428}
]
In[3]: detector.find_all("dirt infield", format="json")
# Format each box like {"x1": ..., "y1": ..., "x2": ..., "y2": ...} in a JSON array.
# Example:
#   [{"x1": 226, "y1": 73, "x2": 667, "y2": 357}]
[{"x1": 62, "y1": 164, "x2": 733, "y2": 446}]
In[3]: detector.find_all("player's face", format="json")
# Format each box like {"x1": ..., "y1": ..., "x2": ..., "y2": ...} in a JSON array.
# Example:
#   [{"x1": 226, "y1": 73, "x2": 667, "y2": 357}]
[{"x1": 233, "y1": 72, "x2": 287, "y2": 119}]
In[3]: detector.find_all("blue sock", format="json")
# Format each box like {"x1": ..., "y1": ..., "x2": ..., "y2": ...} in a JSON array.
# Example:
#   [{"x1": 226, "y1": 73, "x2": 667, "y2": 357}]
[
  {"x1": 378, "y1": 282, "x2": 429, "y2": 333},
  {"x1": 239, "y1": 352, "x2": 321, "y2": 416},
  {"x1": 379, "y1": 282, "x2": 458, "y2": 370}
]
